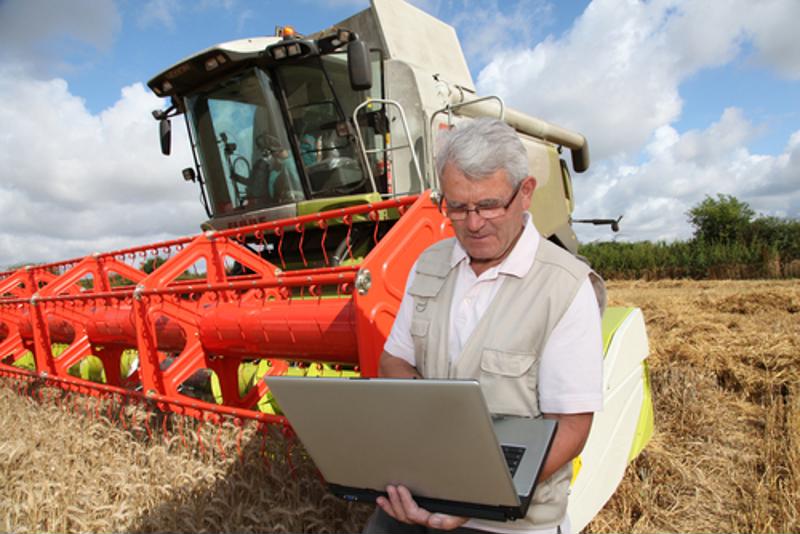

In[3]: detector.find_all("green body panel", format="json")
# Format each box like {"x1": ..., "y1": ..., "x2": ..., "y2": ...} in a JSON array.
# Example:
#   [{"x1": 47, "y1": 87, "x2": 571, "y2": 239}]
[
  {"x1": 12, "y1": 351, "x2": 36, "y2": 371},
  {"x1": 601, "y1": 307, "x2": 636, "y2": 354},
  {"x1": 120, "y1": 350, "x2": 138, "y2": 379},
  {"x1": 76, "y1": 356, "x2": 105, "y2": 383},
  {"x1": 628, "y1": 358, "x2": 654, "y2": 461},
  {"x1": 13, "y1": 346, "x2": 137, "y2": 383},
  {"x1": 296, "y1": 192, "x2": 397, "y2": 223}
]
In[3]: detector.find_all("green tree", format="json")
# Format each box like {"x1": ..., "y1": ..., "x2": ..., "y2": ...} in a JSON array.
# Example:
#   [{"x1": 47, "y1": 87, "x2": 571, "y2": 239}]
[
  {"x1": 687, "y1": 194, "x2": 755, "y2": 243},
  {"x1": 142, "y1": 256, "x2": 168, "y2": 274},
  {"x1": 747, "y1": 215, "x2": 800, "y2": 262}
]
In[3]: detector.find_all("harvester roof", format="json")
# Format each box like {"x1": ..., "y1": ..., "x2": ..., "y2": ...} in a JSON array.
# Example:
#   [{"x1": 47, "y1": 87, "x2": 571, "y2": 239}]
[{"x1": 148, "y1": 36, "x2": 280, "y2": 99}]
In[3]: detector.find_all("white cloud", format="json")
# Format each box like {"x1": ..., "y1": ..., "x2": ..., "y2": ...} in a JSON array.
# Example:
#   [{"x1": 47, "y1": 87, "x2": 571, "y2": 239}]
[
  {"x1": 671, "y1": 108, "x2": 754, "y2": 167},
  {"x1": 573, "y1": 108, "x2": 800, "y2": 243},
  {"x1": 478, "y1": 1, "x2": 681, "y2": 160},
  {"x1": 746, "y1": 0, "x2": 800, "y2": 79},
  {"x1": 0, "y1": 68, "x2": 206, "y2": 269}
]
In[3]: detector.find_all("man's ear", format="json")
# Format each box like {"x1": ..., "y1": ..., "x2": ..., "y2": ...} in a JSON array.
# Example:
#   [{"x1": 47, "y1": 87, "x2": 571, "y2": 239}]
[{"x1": 521, "y1": 176, "x2": 537, "y2": 207}]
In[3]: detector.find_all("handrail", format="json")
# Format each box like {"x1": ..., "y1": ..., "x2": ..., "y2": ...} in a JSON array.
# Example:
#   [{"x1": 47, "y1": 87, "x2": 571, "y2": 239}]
[{"x1": 352, "y1": 98, "x2": 425, "y2": 197}]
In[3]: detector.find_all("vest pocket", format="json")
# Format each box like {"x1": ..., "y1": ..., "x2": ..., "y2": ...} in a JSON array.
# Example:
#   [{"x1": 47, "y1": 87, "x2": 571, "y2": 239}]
[{"x1": 479, "y1": 349, "x2": 538, "y2": 417}]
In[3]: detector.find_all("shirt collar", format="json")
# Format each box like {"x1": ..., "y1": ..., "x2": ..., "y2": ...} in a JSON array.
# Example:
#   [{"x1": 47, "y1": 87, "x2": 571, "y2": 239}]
[{"x1": 450, "y1": 213, "x2": 540, "y2": 278}]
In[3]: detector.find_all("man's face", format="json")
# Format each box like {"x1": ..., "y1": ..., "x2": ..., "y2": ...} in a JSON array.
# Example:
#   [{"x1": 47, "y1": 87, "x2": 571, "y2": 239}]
[{"x1": 441, "y1": 163, "x2": 536, "y2": 272}]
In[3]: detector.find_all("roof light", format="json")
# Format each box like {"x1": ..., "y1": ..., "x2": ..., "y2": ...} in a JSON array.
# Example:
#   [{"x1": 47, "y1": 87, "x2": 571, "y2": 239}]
[
  {"x1": 205, "y1": 57, "x2": 219, "y2": 71},
  {"x1": 283, "y1": 25, "x2": 296, "y2": 38},
  {"x1": 272, "y1": 46, "x2": 287, "y2": 60}
]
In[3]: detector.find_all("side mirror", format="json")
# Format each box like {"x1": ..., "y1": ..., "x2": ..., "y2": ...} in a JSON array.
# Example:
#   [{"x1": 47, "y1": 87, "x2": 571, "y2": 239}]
[
  {"x1": 159, "y1": 118, "x2": 172, "y2": 155},
  {"x1": 347, "y1": 40, "x2": 372, "y2": 91}
]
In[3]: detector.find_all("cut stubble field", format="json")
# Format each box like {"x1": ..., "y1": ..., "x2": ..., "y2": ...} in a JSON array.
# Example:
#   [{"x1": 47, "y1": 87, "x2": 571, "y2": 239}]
[{"x1": 1, "y1": 279, "x2": 798, "y2": 533}]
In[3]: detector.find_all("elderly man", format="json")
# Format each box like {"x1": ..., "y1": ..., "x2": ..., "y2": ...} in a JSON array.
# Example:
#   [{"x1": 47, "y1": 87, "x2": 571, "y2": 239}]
[{"x1": 363, "y1": 118, "x2": 604, "y2": 534}]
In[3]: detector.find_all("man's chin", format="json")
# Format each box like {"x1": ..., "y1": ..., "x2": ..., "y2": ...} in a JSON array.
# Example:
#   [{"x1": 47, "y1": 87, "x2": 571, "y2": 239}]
[{"x1": 465, "y1": 248, "x2": 499, "y2": 263}]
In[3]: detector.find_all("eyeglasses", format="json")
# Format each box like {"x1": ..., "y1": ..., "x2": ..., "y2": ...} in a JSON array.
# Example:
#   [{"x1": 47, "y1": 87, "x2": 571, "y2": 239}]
[{"x1": 441, "y1": 183, "x2": 522, "y2": 221}]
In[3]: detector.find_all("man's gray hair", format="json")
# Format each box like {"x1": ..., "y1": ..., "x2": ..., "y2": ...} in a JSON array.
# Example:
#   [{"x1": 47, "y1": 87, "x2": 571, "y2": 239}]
[{"x1": 435, "y1": 117, "x2": 529, "y2": 187}]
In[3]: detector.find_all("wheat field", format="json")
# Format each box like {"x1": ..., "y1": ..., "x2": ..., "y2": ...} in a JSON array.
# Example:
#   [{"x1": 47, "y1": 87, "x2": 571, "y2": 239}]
[{"x1": 1, "y1": 279, "x2": 798, "y2": 533}]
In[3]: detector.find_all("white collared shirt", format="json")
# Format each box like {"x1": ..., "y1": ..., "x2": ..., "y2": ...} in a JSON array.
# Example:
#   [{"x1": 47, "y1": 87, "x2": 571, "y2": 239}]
[{"x1": 384, "y1": 215, "x2": 603, "y2": 415}]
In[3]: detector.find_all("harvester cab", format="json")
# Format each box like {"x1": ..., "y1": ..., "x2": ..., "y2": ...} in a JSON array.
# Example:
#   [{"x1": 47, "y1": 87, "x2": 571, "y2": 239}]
[{"x1": 149, "y1": 28, "x2": 393, "y2": 222}]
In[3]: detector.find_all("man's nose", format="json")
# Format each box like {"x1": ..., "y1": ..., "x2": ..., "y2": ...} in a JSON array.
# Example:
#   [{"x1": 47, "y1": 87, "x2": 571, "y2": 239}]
[{"x1": 465, "y1": 210, "x2": 485, "y2": 231}]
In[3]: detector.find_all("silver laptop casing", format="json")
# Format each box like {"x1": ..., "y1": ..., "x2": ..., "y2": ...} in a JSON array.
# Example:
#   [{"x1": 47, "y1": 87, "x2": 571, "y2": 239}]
[{"x1": 265, "y1": 377, "x2": 556, "y2": 519}]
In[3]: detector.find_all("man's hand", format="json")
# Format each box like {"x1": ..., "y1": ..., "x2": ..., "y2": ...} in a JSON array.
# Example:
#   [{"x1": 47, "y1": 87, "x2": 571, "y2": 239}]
[{"x1": 377, "y1": 485, "x2": 468, "y2": 530}]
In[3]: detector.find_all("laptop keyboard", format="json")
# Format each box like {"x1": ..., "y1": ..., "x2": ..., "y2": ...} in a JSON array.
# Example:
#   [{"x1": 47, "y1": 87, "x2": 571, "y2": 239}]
[{"x1": 501, "y1": 445, "x2": 526, "y2": 477}]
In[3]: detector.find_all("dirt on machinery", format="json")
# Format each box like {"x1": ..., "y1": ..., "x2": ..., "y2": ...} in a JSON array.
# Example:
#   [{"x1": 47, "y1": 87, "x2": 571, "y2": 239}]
[{"x1": 1, "y1": 279, "x2": 798, "y2": 533}]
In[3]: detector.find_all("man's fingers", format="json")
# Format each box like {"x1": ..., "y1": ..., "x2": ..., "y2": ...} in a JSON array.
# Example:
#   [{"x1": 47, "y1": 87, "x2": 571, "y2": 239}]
[
  {"x1": 396, "y1": 487, "x2": 468, "y2": 531},
  {"x1": 381, "y1": 485, "x2": 468, "y2": 530},
  {"x1": 386, "y1": 486, "x2": 413, "y2": 524},
  {"x1": 379, "y1": 490, "x2": 405, "y2": 524},
  {"x1": 396, "y1": 485, "x2": 432, "y2": 524}
]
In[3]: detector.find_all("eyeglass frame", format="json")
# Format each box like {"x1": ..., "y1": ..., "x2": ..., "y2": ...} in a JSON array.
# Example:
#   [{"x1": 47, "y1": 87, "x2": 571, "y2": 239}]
[{"x1": 438, "y1": 180, "x2": 524, "y2": 221}]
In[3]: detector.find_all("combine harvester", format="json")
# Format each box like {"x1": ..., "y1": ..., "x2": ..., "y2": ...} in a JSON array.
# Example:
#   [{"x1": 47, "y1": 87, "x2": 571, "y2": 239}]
[{"x1": 0, "y1": 1, "x2": 652, "y2": 529}]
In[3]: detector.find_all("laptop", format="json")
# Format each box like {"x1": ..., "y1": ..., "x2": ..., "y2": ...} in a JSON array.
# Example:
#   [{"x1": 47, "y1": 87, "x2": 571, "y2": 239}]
[{"x1": 264, "y1": 376, "x2": 557, "y2": 521}]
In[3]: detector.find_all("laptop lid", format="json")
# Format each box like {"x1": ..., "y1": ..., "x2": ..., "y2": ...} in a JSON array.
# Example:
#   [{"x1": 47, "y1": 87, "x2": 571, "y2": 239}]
[{"x1": 264, "y1": 376, "x2": 556, "y2": 521}]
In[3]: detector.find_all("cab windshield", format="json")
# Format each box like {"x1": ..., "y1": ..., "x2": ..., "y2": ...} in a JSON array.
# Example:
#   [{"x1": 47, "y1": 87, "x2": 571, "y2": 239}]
[
  {"x1": 185, "y1": 53, "x2": 385, "y2": 218},
  {"x1": 186, "y1": 69, "x2": 302, "y2": 215}
]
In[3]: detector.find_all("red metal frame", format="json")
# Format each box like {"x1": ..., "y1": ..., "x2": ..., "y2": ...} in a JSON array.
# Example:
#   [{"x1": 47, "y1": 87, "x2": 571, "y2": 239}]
[{"x1": 0, "y1": 193, "x2": 453, "y2": 423}]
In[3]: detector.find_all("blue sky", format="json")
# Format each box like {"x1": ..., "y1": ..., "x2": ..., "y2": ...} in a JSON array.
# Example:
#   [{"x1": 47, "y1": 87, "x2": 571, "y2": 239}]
[{"x1": 1, "y1": 0, "x2": 798, "y2": 268}]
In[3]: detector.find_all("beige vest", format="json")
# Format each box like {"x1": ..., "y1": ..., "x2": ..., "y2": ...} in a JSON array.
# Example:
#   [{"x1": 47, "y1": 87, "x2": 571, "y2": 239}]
[{"x1": 408, "y1": 237, "x2": 601, "y2": 530}]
